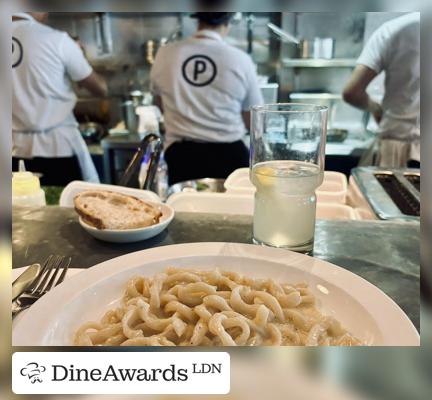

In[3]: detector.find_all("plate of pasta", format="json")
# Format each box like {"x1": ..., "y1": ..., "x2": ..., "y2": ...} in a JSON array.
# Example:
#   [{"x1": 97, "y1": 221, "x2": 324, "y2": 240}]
[{"x1": 12, "y1": 243, "x2": 419, "y2": 346}]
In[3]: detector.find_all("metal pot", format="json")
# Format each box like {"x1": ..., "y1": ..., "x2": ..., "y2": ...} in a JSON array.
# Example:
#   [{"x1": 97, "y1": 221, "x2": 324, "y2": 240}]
[
  {"x1": 122, "y1": 100, "x2": 138, "y2": 134},
  {"x1": 129, "y1": 90, "x2": 144, "y2": 107},
  {"x1": 298, "y1": 38, "x2": 335, "y2": 59},
  {"x1": 167, "y1": 178, "x2": 226, "y2": 197},
  {"x1": 128, "y1": 90, "x2": 153, "y2": 107},
  {"x1": 327, "y1": 128, "x2": 348, "y2": 143},
  {"x1": 79, "y1": 122, "x2": 105, "y2": 142},
  {"x1": 123, "y1": 91, "x2": 154, "y2": 134}
]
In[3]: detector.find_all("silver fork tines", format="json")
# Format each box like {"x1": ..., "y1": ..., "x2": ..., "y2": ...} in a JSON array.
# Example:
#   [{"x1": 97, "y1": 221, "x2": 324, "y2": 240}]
[
  {"x1": 12, "y1": 255, "x2": 71, "y2": 319},
  {"x1": 25, "y1": 254, "x2": 54, "y2": 293},
  {"x1": 33, "y1": 256, "x2": 63, "y2": 295}
]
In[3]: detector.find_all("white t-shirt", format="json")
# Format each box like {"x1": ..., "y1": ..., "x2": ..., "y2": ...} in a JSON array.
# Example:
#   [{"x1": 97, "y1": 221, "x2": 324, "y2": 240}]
[
  {"x1": 150, "y1": 30, "x2": 264, "y2": 148},
  {"x1": 12, "y1": 13, "x2": 92, "y2": 132},
  {"x1": 12, "y1": 13, "x2": 99, "y2": 182},
  {"x1": 357, "y1": 13, "x2": 420, "y2": 147}
]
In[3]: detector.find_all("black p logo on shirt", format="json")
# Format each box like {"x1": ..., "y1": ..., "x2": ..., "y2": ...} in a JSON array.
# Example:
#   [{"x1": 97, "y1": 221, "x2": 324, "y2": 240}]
[
  {"x1": 182, "y1": 55, "x2": 217, "y2": 87},
  {"x1": 12, "y1": 37, "x2": 23, "y2": 68}
]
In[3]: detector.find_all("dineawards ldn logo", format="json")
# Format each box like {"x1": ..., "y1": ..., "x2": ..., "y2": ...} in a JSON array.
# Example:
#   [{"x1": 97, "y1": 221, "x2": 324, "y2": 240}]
[
  {"x1": 20, "y1": 362, "x2": 47, "y2": 384},
  {"x1": 13, "y1": 352, "x2": 230, "y2": 395}
]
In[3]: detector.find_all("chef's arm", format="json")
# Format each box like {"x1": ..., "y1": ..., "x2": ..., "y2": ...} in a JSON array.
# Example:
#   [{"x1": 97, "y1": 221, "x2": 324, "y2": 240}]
[
  {"x1": 78, "y1": 72, "x2": 108, "y2": 97},
  {"x1": 242, "y1": 111, "x2": 251, "y2": 131},
  {"x1": 343, "y1": 65, "x2": 383, "y2": 123}
]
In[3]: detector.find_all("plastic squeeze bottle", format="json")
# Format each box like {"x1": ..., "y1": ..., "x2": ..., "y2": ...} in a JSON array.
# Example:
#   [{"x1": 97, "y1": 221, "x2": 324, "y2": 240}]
[{"x1": 12, "y1": 160, "x2": 46, "y2": 207}]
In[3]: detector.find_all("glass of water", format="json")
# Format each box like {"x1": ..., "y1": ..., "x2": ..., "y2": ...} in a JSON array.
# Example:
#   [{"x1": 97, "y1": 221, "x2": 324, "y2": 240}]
[{"x1": 250, "y1": 103, "x2": 328, "y2": 254}]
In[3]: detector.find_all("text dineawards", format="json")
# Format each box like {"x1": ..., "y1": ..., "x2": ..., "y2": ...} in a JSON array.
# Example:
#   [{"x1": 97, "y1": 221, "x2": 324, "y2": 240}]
[{"x1": 52, "y1": 363, "x2": 222, "y2": 382}]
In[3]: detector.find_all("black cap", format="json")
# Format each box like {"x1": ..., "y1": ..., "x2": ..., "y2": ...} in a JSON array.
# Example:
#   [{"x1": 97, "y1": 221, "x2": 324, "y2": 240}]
[{"x1": 191, "y1": 12, "x2": 235, "y2": 26}]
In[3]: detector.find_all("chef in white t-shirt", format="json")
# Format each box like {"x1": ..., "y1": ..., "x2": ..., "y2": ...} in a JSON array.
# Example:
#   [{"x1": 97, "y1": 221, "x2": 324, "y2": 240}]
[
  {"x1": 12, "y1": 12, "x2": 108, "y2": 184},
  {"x1": 150, "y1": 12, "x2": 264, "y2": 184},
  {"x1": 343, "y1": 12, "x2": 420, "y2": 168}
]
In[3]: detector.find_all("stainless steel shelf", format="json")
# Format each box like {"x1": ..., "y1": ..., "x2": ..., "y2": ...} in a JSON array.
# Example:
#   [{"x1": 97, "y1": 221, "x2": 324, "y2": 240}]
[
  {"x1": 289, "y1": 93, "x2": 342, "y2": 100},
  {"x1": 282, "y1": 58, "x2": 357, "y2": 68}
]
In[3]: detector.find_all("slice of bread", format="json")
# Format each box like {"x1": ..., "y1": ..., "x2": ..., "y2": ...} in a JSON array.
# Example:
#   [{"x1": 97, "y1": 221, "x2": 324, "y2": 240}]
[{"x1": 74, "y1": 190, "x2": 162, "y2": 230}]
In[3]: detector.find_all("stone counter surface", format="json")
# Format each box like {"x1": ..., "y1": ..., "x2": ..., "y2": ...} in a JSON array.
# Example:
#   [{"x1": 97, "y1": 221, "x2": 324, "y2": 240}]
[{"x1": 12, "y1": 206, "x2": 420, "y2": 330}]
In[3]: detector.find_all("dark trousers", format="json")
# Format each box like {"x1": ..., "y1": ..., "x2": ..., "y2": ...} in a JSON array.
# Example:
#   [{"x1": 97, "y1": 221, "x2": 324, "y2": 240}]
[
  {"x1": 12, "y1": 156, "x2": 82, "y2": 186},
  {"x1": 407, "y1": 160, "x2": 420, "y2": 169},
  {"x1": 165, "y1": 140, "x2": 249, "y2": 185}
]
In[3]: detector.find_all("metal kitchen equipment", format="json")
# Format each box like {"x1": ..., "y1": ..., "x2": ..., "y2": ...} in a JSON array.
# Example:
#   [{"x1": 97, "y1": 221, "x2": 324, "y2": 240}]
[
  {"x1": 122, "y1": 100, "x2": 138, "y2": 134},
  {"x1": 94, "y1": 12, "x2": 113, "y2": 55},
  {"x1": 289, "y1": 92, "x2": 367, "y2": 136},
  {"x1": 327, "y1": 128, "x2": 348, "y2": 143},
  {"x1": 122, "y1": 90, "x2": 153, "y2": 134},
  {"x1": 267, "y1": 22, "x2": 300, "y2": 44},
  {"x1": 129, "y1": 90, "x2": 144, "y2": 107},
  {"x1": 298, "y1": 38, "x2": 335, "y2": 59},
  {"x1": 119, "y1": 133, "x2": 162, "y2": 190},
  {"x1": 167, "y1": 178, "x2": 226, "y2": 197},
  {"x1": 122, "y1": 92, "x2": 153, "y2": 134},
  {"x1": 164, "y1": 26, "x2": 182, "y2": 44},
  {"x1": 351, "y1": 167, "x2": 420, "y2": 221},
  {"x1": 145, "y1": 27, "x2": 182, "y2": 65},
  {"x1": 79, "y1": 121, "x2": 105, "y2": 143},
  {"x1": 144, "y1": 27, "x2": 181, "y2": 64},
  {"x1": 260, "y1": 83, "x2": 279, "y2": 104}
]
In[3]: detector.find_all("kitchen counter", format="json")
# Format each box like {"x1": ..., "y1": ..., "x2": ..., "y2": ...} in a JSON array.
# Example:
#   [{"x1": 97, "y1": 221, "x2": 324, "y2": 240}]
[
  {"x1": 12, "y1": 206, "x2": 420, "y2": 330},
  {"x1": 99, "y1": 131, "x2": 374, "y2": 180},
  {"x1": 99, "y1": 130, "x2": 375, "y2": 156},
  {"x1": 325, "y1": 134, "x2": 374, "y2": 156},
  {"x1": 87, "y1": 143, "x2": 104, "y2": 156},
  {"x1": 101, "y1": 133, "x2": 142, "y2": 149}
]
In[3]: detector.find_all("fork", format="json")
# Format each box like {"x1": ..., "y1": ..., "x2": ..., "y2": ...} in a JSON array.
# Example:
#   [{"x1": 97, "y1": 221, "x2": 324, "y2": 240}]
[{"x1": 12, "y1": 255, "x2": 71, "y2": 319}]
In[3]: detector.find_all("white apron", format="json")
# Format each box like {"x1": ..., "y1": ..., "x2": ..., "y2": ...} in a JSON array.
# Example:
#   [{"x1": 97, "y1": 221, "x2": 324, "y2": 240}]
[
  {"x1": 12, "y1": 115, "x2": 100, "y2": 183},
  {"x1": 360, "y1": 112, "x2": 420, "y2": 168}
]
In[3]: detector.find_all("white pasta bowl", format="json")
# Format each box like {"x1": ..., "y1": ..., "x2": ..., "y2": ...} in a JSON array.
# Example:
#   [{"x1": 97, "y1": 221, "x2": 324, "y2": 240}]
[
  {"x1": 12, "y1": 242, "x2": 419, "y2": 346},
  {"x1": 78, "y1": 202, "x2": 175, "y2": 243}
]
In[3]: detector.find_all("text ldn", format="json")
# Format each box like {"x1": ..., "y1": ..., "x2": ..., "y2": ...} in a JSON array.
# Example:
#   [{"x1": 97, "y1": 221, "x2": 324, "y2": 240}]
[
  {"x1": 192, "y1": 363, "x2": 222, "y2": 374},
  {"x1": 52, "y1": 365, "x2": 188, "y2": 382}
]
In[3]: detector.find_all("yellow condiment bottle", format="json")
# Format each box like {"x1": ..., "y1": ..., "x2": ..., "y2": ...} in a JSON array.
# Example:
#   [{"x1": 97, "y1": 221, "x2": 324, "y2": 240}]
[{"x1": 12, "y1": 161, "x2": 46, "y2": 207}]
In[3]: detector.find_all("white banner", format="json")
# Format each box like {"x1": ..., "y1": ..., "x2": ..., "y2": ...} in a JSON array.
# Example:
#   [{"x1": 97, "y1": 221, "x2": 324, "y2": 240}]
[{"x1": 12, "y1": 352, "x2": 230, "y2": 394}]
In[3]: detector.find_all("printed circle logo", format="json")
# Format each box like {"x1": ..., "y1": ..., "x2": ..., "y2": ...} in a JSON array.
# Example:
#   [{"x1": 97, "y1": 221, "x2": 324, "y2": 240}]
[
  {"x1": 20, "y1": 362, "x2": 46, "y2": 383},
  {"x1": 182, "y1": 55, "x2": 217, "y2": 87},
  {"x1": 12, "y1": 37, "x2": 23, "y2": 68}
]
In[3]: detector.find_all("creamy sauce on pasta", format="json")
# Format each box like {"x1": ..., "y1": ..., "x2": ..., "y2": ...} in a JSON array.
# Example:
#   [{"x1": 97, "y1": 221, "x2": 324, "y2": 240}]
[{"x1": 74, "y1": 268, "x2": 363, "y2": 346}]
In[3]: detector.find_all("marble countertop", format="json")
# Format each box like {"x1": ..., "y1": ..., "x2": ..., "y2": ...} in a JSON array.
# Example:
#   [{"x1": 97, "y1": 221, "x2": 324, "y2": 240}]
[{"x1": 12, "y1": 206, "x2": 420, "y2": 330}]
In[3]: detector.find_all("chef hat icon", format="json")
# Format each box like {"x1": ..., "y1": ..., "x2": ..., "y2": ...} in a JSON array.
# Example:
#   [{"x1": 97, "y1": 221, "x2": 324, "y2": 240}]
[{"x1": 20, "y1": 362, "x2": 46, "y2": 383}]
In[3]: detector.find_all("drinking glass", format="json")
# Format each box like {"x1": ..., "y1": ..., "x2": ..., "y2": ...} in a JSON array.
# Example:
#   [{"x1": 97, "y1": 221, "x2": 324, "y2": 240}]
[{"x1": 250, "y1": 103, "x2": 328, "y2": 254}]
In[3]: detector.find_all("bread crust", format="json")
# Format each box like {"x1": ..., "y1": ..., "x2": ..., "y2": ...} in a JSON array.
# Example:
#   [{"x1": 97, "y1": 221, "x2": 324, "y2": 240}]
[{"x1": 74, "y1": 190, "x2": 162, "y2": 230}]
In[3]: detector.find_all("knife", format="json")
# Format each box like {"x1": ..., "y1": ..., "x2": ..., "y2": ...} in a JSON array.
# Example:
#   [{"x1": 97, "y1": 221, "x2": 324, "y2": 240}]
[{"x1": 12, "y1": 263, "x2": 41, "y2": 301}]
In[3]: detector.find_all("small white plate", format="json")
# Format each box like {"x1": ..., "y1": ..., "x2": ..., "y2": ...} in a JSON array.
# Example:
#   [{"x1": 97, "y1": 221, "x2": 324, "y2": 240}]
[
  {"x1": 78, "y1": 202, "x2": 175, "y2": 243},
  {"x1": 59, "y1": 181, "x2": 161, "y2": 207},
  {"x1": 12, "y1": 243, "x2": 419, "y2": 346}
]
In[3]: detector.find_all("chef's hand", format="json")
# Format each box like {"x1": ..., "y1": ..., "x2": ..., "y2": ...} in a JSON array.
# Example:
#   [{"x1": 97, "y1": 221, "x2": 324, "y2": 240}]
[{"x1": 369, "y1": 101, "x2": 383, "y2": 124}]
